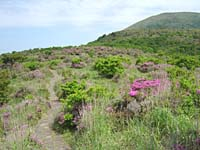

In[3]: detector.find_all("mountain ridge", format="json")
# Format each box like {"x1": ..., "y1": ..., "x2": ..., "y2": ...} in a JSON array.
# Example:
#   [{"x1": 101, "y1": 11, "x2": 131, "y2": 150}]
[
  {"x1": 126, "y1": 12, "x2": 200, "y2": 30},
  {"x1": 88, "y1": 12, "x2": 200, "y2": 55}
]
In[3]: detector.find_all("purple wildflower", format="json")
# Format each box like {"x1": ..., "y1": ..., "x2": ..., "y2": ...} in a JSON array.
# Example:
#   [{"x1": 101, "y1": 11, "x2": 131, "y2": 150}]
[
  {"x1": 195, "y1": 137, "x2": 200, "y2": 145},
  {"x1": 173, "y1": 144, "x2": 185, "y2": 150},
  {"x1": 196, "y1": 89, "x2": 200, "y2": 95},
  {"x1": 129, "y1": 90, "x2": 138, "y2": 96}
]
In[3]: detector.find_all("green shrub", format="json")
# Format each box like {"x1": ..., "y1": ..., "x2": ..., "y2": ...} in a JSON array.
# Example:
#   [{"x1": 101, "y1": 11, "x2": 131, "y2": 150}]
[
  {"x1": 167, "y1": 55, "x2": 200, "y2": 70},
  {"x1": 24, "y1": 61, "x2": 40, "y2": 71},
  {"x1": 166, "y1": 66, "x2": 196, "y2": 91},
  {"x1": 61, "y1": 80, "x2": 86, "y2": 98},
  {"x1": 72, "y1": 57, "x2": 81, "y2": 64},
  {"x1": 87, "y1": 50, "x2": 95, "y2": 58},
  {"x1": 136, "y1": 56, "x2": 162, "y2": 65},
  {"x1": 94, "y1": 56, "x2": 124, "y2": 78},
  {"x1": 48, "y1": 60, "x2": 61, "y2": 68},
  {"x1": 166, "y1": 66, "x2": 190, "y2": 79},
  {"x1": 1, "y1": 52, "x2": 26, "y2": 65},
  {"x1": 44, "y1": 49, "x2": 52, "y2": 55},
  {"x1": 178, "y1": 95, "x2": 196, "y2": 116},
  {"x1": 60, "y1": 80, "x2": 88, "y2": 124}
]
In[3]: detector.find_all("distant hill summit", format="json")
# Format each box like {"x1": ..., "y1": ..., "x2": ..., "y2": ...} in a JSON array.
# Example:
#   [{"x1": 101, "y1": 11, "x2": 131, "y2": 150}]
[
  {"x1": 126, "y1": 12, "x2": 200, "y2": 30},
  {"x1": 89, "y1": 12, "x2": 200, "y2": 55}
]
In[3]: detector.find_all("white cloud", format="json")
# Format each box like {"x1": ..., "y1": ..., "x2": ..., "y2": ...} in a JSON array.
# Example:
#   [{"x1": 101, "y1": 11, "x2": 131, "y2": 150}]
[{"x1": 0, "y1": 0, "x2": 199, "y2": 28}]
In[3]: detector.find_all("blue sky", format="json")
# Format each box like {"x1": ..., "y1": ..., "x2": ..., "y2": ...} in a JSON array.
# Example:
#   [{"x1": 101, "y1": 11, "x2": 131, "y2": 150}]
[{"x1": 0, "y1": 0, "x2": 199, "y2": 53}]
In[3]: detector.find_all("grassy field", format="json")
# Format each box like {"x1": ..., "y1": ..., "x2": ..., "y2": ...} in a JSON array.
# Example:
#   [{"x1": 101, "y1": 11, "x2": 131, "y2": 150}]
[{"x1": 0, "y1": 45, "x2": 200, "y2": 149}]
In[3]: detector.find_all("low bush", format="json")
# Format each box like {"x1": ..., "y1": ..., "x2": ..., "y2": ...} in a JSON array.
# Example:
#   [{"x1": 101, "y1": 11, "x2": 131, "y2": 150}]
[
  {"x1": 94, "y1": 56, "x2": 125, "y2": 78},
  {"x1": 167, "y1": 55, "x2": 200, "y2": 70},
  {"x1": 71, "y1": 57, "x2": 81, "y2": 64},
  {"x1": 1, "y1": 52, "x2": 26, "y2": 66},
  {"x1": 136, "y1": 56, "x2": 162, "y2": 65},
  {"x1": 60, "y1": 80, "x2": 89, "y2": 127},
  {"x1": 71, "y1": 57, "x2": 84, "y2": 69},
  {"x1": 24, "y1": 61, "x2": 40, "y2": 71},
  {"x1": 48, "y1": 59, "x2": 61, "y2": 69}
]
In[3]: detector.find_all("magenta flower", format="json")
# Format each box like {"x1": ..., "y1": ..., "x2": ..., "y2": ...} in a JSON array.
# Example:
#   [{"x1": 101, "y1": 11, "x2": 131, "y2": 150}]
[
  {"x1": 129, "y1": 78, "x2": 160, "y2": 97},
  {"x1": 129, "y1": 90, "x2": 138, "y2": 96}
]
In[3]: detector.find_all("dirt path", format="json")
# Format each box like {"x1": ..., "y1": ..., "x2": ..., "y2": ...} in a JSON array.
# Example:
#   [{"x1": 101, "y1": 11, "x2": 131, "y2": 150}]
[
  {"x1": 1, "y1": 70, "x2": 71, "y2": 150},
  {"x1": 31, "y1": 70, "x2": 71, "y2": 150}
]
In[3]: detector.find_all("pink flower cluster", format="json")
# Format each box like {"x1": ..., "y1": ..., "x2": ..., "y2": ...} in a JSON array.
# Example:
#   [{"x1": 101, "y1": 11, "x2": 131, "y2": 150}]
[{"x1": 129, "y1": 78, "x2": 160, "y2": 97}]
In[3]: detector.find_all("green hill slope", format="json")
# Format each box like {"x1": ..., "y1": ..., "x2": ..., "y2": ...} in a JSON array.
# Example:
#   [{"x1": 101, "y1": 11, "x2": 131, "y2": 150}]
[
  {"x1": 89, "y1": 12, "x2": 200, "y2": 55},
  {"x1": 127, "y1": 12, "x2": 200, "y2": 29}
]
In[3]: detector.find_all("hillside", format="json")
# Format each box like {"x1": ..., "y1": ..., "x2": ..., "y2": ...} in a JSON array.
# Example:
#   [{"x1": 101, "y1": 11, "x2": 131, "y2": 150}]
[
  {"x1": 127, "y1": 12, "x2": 200, "y2": 29},
  {"x1": 0, "y1": 12, "x2": 200, "y2": 150},
  {"x1": 89, "y1": 12, "x2": 200, "y2": 55},
  {"x1": 89, "y1": 29, "x2": 200, "y2": 55}
]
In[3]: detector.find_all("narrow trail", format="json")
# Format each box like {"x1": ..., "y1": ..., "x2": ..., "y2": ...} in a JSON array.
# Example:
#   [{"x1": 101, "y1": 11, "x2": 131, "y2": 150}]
[
  {"x1": 1, "y1": 70, "x2": 71, "y2": 150},
  {"x1": 31, "y1": 70, "x2": 71, "y2": 150}
]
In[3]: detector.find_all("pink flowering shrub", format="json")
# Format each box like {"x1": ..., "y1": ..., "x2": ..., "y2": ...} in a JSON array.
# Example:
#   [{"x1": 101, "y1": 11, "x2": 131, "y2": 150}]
[{"x1": 129, "y1": 78, "x2": 160, "y2": 98}]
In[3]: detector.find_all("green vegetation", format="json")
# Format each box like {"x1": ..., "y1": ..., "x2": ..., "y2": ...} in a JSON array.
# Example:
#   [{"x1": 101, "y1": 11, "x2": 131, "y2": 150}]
[
  {"x1": 89, "y1": 29, "x2": 200, "y2": 55},
  {"x1": 0, "y1": 69, "x2": 10, "y2": 104},
  {"x1": 1, "y1": 52, "x2": 26, "y2": 66},
  {"x1": 71, "y1": 57, "x2": 82, "y2": 64},
  {"x1": 60, "y1": 80, "x2": 88, "y2": 126},
  {"x1": 24, "y1": 61, "x2": 41, "y2": 71},
  {"x1": 94, "y1": 56, "x2": 125, "y2": 78},
  {"x1": 1, "y1": 12, "x2": 200, "y2": 150},
  {"x1": 167, "y1": 55, "x2": 200, "y2": 70},
  {"x1": 1, "y1": 45, "x2": 200, "y2": 149},
  {"x1": 127, "y1": 12, "x2": 200, "y2": 30}
]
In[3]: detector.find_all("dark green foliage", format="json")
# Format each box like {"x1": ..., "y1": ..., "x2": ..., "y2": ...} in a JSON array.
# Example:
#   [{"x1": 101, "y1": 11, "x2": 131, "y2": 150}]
[
  {"x1": 60, "y1": 80, "x2": 88, "y2": 124},
  {"x1": 166, "y1": 66, "x2": 189, "y2": 79},
  {"x1": 94, "y1": 56, "x2": 124, "y2": 78},
  {"x1": 61, "y1": 80, "x2": 86, "y2": 99},
  {"x1": 89, "y1": 29, "x2": 200, "y2": 55},
  {"x1": 0, "y1": 69, "x2": 10, "y2": 104},
  {"x1": 136, "y1": 56, "x2": 162, "y2": 65},
  {"x1": 24, "y1": 61, "x2": 40, "y2": 71},
  {"x1": 44, "y1": 49, "x2": 52, "y2": 55},
  {"x1": 167, "y1": 55, "x2": 200, "y2": 70},
  {"x1": 166, "y1": 66, "x2": 196, "y2": 91},
  {"x1": 71, "y1": 57, "x2": 81, "y2": 64},
  {"x1": 179, "y1": 95, "x2": 196, "y2": 116},
  {"x1": 1, "y1": 52, "x2": 26, "y2": 65},
  {"x1": 48, "y1": 60, "x2": 61, "y2": 69}
]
